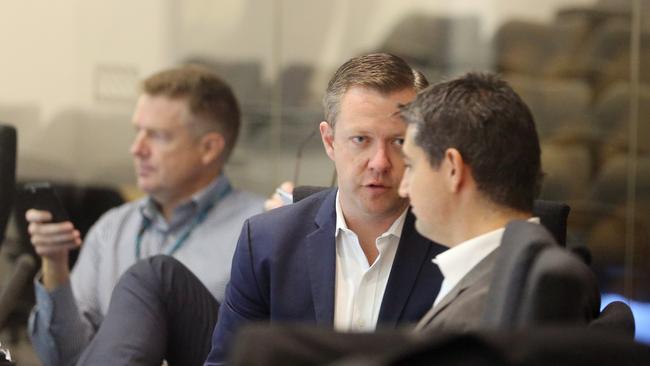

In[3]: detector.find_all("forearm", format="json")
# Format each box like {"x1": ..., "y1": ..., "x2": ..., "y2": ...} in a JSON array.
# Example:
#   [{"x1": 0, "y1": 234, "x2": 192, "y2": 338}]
[
  {"x1": 41, "y1": 253, "x2": 70, "y2": 291},
  {"x1": 29, "y1": 278, "x2": 97, "y2": 366}
]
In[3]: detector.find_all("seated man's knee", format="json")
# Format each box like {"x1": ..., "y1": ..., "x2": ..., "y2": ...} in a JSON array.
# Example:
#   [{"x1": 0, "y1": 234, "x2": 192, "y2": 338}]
[
  {"x1": 145, "y1": 254, "x2": 185, "y2": 273},
  {"x1": 115, "y1": 255, "x2": 186, "y2": 294}
]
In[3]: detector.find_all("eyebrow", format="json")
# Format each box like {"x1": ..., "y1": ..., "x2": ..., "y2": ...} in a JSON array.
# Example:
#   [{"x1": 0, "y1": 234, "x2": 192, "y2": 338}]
[{"x1": 343, "y1": 128, "x2": 402, "y2": 136}]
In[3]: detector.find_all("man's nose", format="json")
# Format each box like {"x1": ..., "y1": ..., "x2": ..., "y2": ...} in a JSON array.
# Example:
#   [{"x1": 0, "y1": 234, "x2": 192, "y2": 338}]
[
  {"x1": 398, "y1": 174, "x2": 409, "y2": 198},
  {"x1": 130, "y1": 131, "x2": 147, "y2": 156},
  {"x1": 368, "y1": 143, "x2": 391, "y2": 172}
]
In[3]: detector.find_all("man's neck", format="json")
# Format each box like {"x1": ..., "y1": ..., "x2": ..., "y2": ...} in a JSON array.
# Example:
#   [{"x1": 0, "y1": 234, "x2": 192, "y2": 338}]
[
  {"x1": 449, "y1": 205, "x2": 531, "y2": 247},
  {"x1": 150, "y1": 196, "x2": 185, "y2": 222},
  {"x1": 160, "y1": 203, "x2": 178, "y2": 222},
  {"x1": 345, "y1": 213, "x2": 398, "y2": 241},
  {"x1": 341, "y1": 205, "x2": 407, "y2": 266},
  {"x1": 156, "y1": 171, "x2": 220, "y2": 221}
]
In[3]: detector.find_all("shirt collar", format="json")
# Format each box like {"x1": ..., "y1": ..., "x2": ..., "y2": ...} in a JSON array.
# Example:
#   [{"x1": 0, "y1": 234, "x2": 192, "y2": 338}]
[
  {"x1": 138, "y1": 174, "x2": 231, "y2": 223},
  {"x1": 334, "y1": 189, "x2": 407, "y2": 240},
  {"x1": 433, "y1": 217, "x2": 540, "y2": 286}
]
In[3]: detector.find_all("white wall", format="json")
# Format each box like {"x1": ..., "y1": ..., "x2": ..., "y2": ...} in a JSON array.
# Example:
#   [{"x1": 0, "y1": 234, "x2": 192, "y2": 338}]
[
  {"x1": 0, "y1": 0, "x2": 177, "y2": 184},
  {"x1": 0, "y1": 0, "x2": 174, "y2": 121}
]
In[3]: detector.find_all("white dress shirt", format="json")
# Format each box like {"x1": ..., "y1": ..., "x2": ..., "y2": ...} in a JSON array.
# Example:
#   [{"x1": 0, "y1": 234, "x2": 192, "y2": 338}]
[
  {"x1": 432, "y1": 217, "x2": 539, "y2": 306},
  {"x1": 333, "y1": 191, "x2": 407, "y2": 332},
  {"x1": 432, "y1": 217, "x2": 540, "y2": 306}
]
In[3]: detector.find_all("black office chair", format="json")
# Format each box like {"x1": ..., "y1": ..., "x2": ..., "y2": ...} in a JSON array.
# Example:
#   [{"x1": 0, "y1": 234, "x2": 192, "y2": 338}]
[
  {"x1": 480, "y1": 220, "x2": 600, "y2": 330},
  {"x1": 589, "y1": 300, "x2": 636, "y2": 339},
  {"x1": 0, "y1": 123, "x2": 17, "y2": 365},
  {"x1": 292, "y1": 186, "x2": 571, "y2": 246}
]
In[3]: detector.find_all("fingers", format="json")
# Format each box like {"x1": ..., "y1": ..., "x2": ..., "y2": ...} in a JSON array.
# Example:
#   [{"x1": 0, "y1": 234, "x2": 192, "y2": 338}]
[
  {"x1": 264, "y1": 195, "x2": 285, "y2": 211},
  {"x1": 25, "y1": 209, "x2": 53, "y2": 223},
  {"x1": 27, "y1": 216, "x2": 81, "y2": 258},
  {"x1": 34, "y1": 240, "x2": 80, "y2": 256},
  {"x1": 279, "y1": 181, "x2": 294, "y2": 194},
  {"x1": 264, "y1": 181, "x2": 295, "y2": 211}
]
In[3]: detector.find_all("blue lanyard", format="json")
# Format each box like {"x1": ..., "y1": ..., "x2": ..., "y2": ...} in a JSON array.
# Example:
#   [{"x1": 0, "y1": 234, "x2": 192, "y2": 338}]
[{"x1": 135, "y1": 185, "x2": 232, "y2": 260}]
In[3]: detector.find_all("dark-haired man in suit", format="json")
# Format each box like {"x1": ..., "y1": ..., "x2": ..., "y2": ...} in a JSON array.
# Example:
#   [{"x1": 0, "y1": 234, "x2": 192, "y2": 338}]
[{"x1": 399, "y1": 72, "x2": 543, "y2": 331}]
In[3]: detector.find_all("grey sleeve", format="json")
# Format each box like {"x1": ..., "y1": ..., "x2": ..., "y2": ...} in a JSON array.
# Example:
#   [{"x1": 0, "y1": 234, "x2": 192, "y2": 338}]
[{"x1": 28, "y1": 226, "x2": 104, "y2": 366}]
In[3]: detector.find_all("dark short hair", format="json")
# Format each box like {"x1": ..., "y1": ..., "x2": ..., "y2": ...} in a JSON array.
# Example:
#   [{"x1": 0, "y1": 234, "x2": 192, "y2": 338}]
[
  {"x1": 142, "y1": 65, "x2": 240, "y2": 161},
  {"x1": 323, "y1": 53, "x2": 429, "y2": 127},
  {"x1": 400, "y1": 72, "x2": 542, "y2": 212}
]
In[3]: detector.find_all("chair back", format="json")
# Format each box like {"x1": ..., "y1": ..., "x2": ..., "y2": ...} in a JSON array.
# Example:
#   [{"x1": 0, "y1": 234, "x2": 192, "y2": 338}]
[
  {"x1": 589, "y1": 301, "x2": 636, "y2": 339},
  {"x1": 481, "y1": 221, "x2": 600, "y2": 330},
  {"x1": 531, "y1": 199, "x2": 570, "y2": 246},
  {"x1": 0, "y1": 124, "x2": 16, "y2": 246}
]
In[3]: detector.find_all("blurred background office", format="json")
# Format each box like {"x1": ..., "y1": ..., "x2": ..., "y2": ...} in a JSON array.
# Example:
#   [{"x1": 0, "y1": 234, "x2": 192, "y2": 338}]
[{"x1": 0, "y1": 0, "x2": 648, "y2": 364}]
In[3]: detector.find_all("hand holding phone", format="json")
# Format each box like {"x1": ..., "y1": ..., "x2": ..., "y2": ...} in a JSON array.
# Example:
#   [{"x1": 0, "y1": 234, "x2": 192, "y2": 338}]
[{"x1": 22, "y1": 182, "x2": 80, "y2": 262}]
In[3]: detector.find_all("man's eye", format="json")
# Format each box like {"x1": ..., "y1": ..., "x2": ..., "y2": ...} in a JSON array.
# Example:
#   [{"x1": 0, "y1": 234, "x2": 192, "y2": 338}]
[
  {"x1": 150, "y1": 131, "x2": 169, "y2": 141},
  {"x1": 393, "y1": 138, "x2": 405, "y2": 146},
  {"x1": 351, "y1": 136, "x2": 367, "y2": 144}
]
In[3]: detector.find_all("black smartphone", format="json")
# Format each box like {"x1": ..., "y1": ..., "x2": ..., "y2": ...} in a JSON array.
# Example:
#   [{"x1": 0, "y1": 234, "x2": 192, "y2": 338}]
[{"x1": 21, "y1": 182, "x2": 69, "y2": 223}]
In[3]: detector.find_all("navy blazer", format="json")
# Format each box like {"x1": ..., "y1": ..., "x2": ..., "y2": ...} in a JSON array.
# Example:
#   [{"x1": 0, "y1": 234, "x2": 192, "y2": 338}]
[{"x1": 205, "y1": 189, "x2": 446, "y2": 365}]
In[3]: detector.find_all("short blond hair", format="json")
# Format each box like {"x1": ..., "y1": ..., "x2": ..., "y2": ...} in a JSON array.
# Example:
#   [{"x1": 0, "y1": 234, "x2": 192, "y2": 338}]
[
  {"x1": 142, "y1": 65, "x2": 240, "y2": 161},
  {"x1": 323, "y1": 53, "x2": 428, "y2": 127}
]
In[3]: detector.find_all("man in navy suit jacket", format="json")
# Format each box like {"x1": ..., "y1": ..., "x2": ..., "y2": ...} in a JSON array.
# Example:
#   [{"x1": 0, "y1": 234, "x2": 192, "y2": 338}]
[
  {"x1": 205, "y1": 53, "x2": 446, "y2": 364},
  {"x1": 207, "y1": 189, "x2": 444, "y2": 362}
]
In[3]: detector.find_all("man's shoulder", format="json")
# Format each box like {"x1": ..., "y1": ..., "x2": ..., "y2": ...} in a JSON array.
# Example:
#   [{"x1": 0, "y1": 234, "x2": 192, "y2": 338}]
[
  {"x1": 91, "y1": 198, "x2": 142, "y2": 228},
  {"x1": 236, "y1": 188, "x2": 336, "y2": 253},
  {"x1": 232, "y1": 188, "x2": 336, "y2": 271},
  {"x1": 228, "y1": 189, "x2": 264, "y2": 203},
  {"x1": 222, "y1": 189, "x2": 265, "y2": 214},
  {"x1": 78, "y1": 199, "x2": 143, "y2": 254}
]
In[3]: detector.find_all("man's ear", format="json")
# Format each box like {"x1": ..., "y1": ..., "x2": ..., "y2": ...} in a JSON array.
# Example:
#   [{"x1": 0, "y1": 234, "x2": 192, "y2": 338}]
[
  {"x1": 443, "y1": 148, "x2": 466, "y2": 193},
  {"x1": 319, "y1": 121, "x2": 335, "y2": 161},
  {"x1": 200, "y1": 132, "x2": 226, "y2": 165}
]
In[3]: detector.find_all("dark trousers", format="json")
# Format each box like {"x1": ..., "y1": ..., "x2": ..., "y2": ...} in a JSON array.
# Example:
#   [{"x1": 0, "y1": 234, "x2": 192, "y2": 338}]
[{"x1": 77, "y1": 255, "x2": 220, "y2": 366}]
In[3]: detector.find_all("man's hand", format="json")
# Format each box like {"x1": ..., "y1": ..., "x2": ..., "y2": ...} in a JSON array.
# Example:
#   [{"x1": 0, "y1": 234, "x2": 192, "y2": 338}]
[
  {"x1": 264, "y1": 181, "x2": 294, "y2": 211},
  {"x1": 26, "y1": 209, "x2": 81, "y2": 289}
]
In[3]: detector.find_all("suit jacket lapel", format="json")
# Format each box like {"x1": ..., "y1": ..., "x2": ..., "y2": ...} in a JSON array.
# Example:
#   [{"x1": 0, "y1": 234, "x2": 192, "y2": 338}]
[
  {"x1": 378, "y1": 210, "x2": 438, "y2": 327},
  {"x1": 305, "y1": 189, "x2": 337, "y2": 326},
  {"x1": 415, "y1": 249, "x2": 498, "y2": 331}
]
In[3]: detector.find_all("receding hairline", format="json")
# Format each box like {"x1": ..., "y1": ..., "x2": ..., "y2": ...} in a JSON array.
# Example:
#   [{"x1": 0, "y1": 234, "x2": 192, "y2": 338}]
[
  {"x1": 328, "y1": 84, "x2": 418, "y2": 126},
  {"x1": 134, "y1": 91, "x2": 219, "y2": 141},
  {"x1": 323, "y1": 53, "x2": 428, "y2": 126}
]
